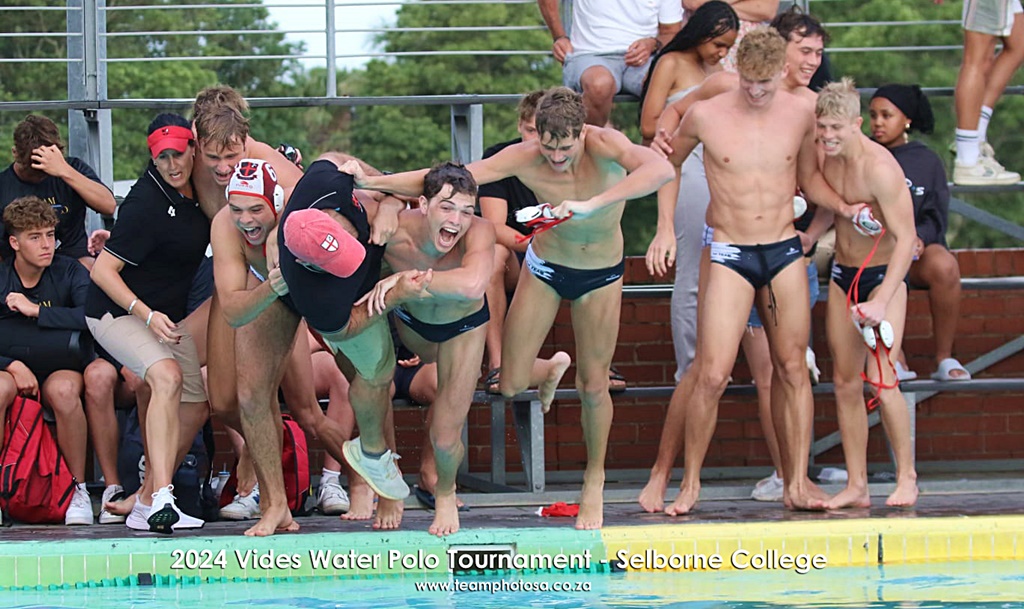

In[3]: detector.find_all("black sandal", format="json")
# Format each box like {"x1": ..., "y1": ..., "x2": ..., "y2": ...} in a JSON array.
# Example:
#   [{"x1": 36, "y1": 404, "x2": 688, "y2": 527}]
[
  {"x1": 609, "y1": 366, "x2": 627, "y2": 394},
  {"x1": 484, "y1": 368, "x2": 501, "y2": 394}
]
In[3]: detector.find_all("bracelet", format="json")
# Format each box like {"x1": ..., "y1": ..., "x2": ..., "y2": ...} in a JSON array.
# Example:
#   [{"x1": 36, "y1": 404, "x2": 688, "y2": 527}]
[
  {"x1": 145, "y1": 311, "x2": 154, "y2": 328},
  {"x1": 127, "y1": 298, "x2": 138, "y2": 315},
  {"x1": 553, "y1": 35, "x2": 569, "y2": 44}
]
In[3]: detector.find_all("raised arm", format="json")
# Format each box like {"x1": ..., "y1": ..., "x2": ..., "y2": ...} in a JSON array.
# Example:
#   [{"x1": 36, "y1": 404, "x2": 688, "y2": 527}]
[{"x1": 36, "y1": 153, "x2": 116, "y2": 216}]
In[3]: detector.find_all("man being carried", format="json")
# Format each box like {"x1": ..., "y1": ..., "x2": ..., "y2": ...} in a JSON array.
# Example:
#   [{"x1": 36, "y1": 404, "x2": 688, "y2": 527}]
[
  {"x1": 815, "y1": 79, "x2": 919, "y2": 508},
  {"x1": 277, "y1": 154, "x2": 418, "y2": 531},
  {"x1": 651, "y1": 28, "x2": 861, "y2": 514},
  {"x1": 342, "y1": 86, "x2": 674, "y2": 529},
  {"x1": 361, "y1": 163, "x2": 569, "y2": 536}
]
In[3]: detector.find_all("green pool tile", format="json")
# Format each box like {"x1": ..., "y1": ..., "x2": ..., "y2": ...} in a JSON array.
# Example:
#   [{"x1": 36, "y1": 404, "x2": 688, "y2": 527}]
[
  {"x1": 14, "y1": 555, "x2": 40, "y2": 588},
  {"x1": 129, "y1": 552, "x2": 156, "y2": 575},
  {"x1": 36, "y1": 555, "x2": 64, "y2": 587},
  {"x1": 106, "y1": 554, "x2": 132, "y2": 580}
]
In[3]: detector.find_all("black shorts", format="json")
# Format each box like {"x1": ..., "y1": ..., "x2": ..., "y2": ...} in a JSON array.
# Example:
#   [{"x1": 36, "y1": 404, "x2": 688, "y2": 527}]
[
  {"x1": 277, "y1": 161, "x2": 383, "y2": 334},
  {"x1": 393, "y1": 298, "x2": 490, "y2": 344},
  {"x1": 393, "y1": 361, "x2": 425, "y2": 403}
]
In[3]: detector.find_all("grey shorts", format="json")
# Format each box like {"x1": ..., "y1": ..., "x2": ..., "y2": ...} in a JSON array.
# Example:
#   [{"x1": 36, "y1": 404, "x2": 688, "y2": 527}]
[
  {"x1": 562, "y1": 53, "x2": 651, "y2": 97},
  {"x1": 86, "y1": 313, "x2": 207, "y2": 403},
  {"x1": 963, "y1": 0, "x2": 1023, "y2": 36}
]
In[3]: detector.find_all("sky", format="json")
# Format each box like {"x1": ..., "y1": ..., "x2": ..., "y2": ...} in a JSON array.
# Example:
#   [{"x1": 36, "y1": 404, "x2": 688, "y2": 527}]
[{"x1": 264, "y1": 0, "x2": 400, "y2": 70}]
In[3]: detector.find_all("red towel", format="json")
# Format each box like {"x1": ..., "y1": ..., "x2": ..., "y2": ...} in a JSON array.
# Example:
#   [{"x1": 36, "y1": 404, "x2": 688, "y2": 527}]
[{"x1": 540, "y1": 502, "x2": 580, "y2": 517}]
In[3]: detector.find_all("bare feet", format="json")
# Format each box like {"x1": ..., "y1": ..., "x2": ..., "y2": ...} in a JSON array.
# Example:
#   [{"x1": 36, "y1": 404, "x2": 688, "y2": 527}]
[
  {"x1": 638, "y1": 471, "x2": 669, "y2": 513},
  {"x1": 787, "y1": 478, "x2": 831, "y2": 511},
  {"x1": 539, "y1": 351, "x2": 571, "y2": 414},
  {"x1": 886, "y1": 476, "x2": 919, "y2": 507},
  {"x1": 373, "y1": 497, "x2": 404, "y2": 530},
  {"x1": 664, "y1": 483, "x2": 699, "y2": 516},
  {"x1": 428, "y1": 492, "x2": 461, "y2": 537},
  {"x1": 105, "y1": 491, "x2": 137, "y2": 516},
  {"x1": 342, "y1": 483, "x2": 375, "y2": 521},
  {"x1": 244, "y1": 505, "x2": 299, "y2": 537},
  {"x1": 575, "y1": 479, "x2": 604, "y2": 530},
  {"x1": 824, "y1": 484, "x2": 871, "y2": 509}
]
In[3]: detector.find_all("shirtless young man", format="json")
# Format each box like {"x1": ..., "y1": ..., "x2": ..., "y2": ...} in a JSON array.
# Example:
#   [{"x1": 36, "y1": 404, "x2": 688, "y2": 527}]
[
  {"x1": 360, "y1": 163, "x2": 570, "y2": 536},
  {"x1": 638, "y1": 13, "x2": 833, "y2": 514},
  {"x1": 648, "y1": 28, "x2": 861, "y2": 515},
  {"x1": 342, "y1": 87, "x2": 674, "y2": 529},
  {"x1": 277, "y1": 153, "x2": 421, "y2": 531},
  {"x1": 815, "y1": 79, "x2": 919, "y2": 509},
  {"x1": 209, "y1": 159, "x2": 380, "y2": 535}
]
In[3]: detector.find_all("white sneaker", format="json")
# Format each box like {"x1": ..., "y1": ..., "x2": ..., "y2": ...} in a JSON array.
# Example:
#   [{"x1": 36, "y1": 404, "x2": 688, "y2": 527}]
[
  {"x1": 806, "y1": 347, "x2": 821, "y2": 385},
  {"x1": 953, "y1": 159, "x2": 1020, "y2": 186},
  {"x1": 219, "y1": 483, "x2": 261, "y2": 520},
  {"x1": 98, "y1": 485, "x2": 127, "y2": 524},
  {"x1": 317, "y1": 477, "x2": 351, "y2": 515},
  {"x1": 751, "y1": 471, "x2": 784, "y2": 502},
  {"x1": 342, "y1": 438, "x2": 409, "y2": 500},
  {"x1": 126, "y1": 495, "x2": 149, "y2": 531},
  {"x1": 147, "y1": 485, "x2": 204, "y2": 533},
  {"x1": 65, "y1": 484, "x2": 94, "y2": 525}
]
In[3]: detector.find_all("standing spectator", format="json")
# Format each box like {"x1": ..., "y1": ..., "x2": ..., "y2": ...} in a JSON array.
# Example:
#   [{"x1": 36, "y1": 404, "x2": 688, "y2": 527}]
[
  {"x1": 0, "y1": 196, "x2": 105, "y2": 525},
  {"x1": 538, "y1": 0, "x2": 682, "y2": 126},
  {"x1": 952, "y1": 0, "x2": 1023, "y2": 185},
  {"x1": 870, "y1": 84, "x2": 970, "y2": 381},
  {"x1": 86, "y1": 113, "x2": 210, "y2": 533},
  {"x1": 0, "y1": 115, "x2": 116, "y2": 268}
]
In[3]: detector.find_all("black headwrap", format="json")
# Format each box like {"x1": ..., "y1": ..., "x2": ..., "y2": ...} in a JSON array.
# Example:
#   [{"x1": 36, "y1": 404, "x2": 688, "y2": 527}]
[{"x1": 872, "y1": 84, "x2": 935, "y2": 134}]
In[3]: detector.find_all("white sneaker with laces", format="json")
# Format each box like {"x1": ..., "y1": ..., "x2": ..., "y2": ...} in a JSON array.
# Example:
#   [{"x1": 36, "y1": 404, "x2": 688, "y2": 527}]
[
  {"x1": 98, "y1": 484, "x2": 127, "y2": 524},
  {"x1": 148, "y1": 485, "x2": 204, "y2": 532},
  {"x1": 751, "y1": 471, "x2": 784, "y2": 502},
  {"x1": 317, "y1": 477, "x2": 351, "y2": 515},
  {"x1": 219, "y1": 483, "x2": 261, "y2": 520},
  {"x1": 953, "y1": 159, "x2": 1020, "y2": 186},
  {"x1": 65, "y1": 483, "x2": 94, "y2": 526},
  {"x1": 342, "y1": 438, "x2": 410, "y2": 500}
]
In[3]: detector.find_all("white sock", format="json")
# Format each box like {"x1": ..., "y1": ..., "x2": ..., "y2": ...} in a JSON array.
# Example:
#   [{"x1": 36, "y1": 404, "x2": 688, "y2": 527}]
[
  {"x1": 321, "y1": 468, "x2": 341, "y2": 483},
  {"x1": 956, "y1": 128, "x2": 980, "y2": 166},
  {"x1": 978, "y1": 106, "x2": 993, "y2": 144}
]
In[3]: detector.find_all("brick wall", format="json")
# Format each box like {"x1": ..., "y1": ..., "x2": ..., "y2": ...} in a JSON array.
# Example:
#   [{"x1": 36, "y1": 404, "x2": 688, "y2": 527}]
[{"x1": 298, "y1": 249, "x2": 1024, "y2": 475}]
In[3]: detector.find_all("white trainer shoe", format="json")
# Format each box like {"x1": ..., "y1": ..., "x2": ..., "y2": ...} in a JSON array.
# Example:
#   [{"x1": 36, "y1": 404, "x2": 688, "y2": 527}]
[
  {"x1": 317, "y1": 477, "x2": 351, "y2": 515},
  {"x1": 65, "y1": 484, "x2": 94, "y2": 526},
  {"x1": 147, "y1": 485, "x2": 204, "y2": 533},
  {"x1": 953, "y1": 159, "x2": 1020, "y2": 186},
  {"x1": 751, "y1": 471, "x2": 784, "y2": 502},
  {"x1": 98, "y1": 484, "x2": 127, "y2": 524},
  {"x1": 219, "y1": 483, "x2": 261, "y2": 520},
  {"x1": 342, "y1": 438, "x2": 409, "y2": 500}
]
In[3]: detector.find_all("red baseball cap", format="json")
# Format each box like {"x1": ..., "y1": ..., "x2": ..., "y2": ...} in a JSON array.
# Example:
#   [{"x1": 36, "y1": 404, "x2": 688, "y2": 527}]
[
  {"x1": 146, "y1": 125, "x2": 193, "y2": 158},
  {"x1": 284, "y1": 209, "x2": 365, "y2": 278},
  {"x1": 227, "y1": 159, "x2": 284, "y2": 216}
]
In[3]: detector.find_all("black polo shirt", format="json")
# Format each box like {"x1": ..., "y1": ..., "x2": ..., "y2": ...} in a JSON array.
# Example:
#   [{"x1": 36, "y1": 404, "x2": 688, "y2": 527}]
[
  {"x1": 86, "y1": 164, "x2": 209, "y2": 323},
  {"x1": 477, "y1": 139, "x2": 539, "y2": 237},
  {"x1": 0, "y1": 158, "x2": 110, "y2": 260}
]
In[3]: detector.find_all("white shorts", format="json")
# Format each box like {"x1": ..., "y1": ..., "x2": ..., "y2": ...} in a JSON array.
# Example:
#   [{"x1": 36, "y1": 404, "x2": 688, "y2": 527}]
[{"x1": 963, "y1": 0, "x2": 1023, "y2": 36}]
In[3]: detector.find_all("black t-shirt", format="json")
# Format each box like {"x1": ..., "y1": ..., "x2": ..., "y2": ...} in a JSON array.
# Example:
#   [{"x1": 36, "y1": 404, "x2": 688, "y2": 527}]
[
  {"x1": 0, "y1": 158, "x2": 110, "y2": 260},
  {"x1": 0, "y1": 254, "x2": 91, "y2": 371},
  {"x1": 85, "y1": 164, "x2": 210, "y2": 323},
  {"x1": 477, "y1": 139, "x2": 539, "y2": 237},
  {"x1": 889, "y1": 141, "x2": 950, "y2": 248}
]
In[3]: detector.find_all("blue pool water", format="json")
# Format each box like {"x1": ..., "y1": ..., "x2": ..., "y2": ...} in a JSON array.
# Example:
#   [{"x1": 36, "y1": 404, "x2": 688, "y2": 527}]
[{"x1": 0, "y1": 561, "x2": 1021, "y2": 608}]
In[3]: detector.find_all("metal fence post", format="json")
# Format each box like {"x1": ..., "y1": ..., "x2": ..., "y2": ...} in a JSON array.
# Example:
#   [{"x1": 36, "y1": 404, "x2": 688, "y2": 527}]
[
  {"x1": 326, "y1": 0, "x2": 337, "y2": 97},
  {"x1": 68, "y1": 0, "x2": 112, "y2": 230},
  {"x1": 450, "y1": 103, "x2": 483, "y2": 164}
]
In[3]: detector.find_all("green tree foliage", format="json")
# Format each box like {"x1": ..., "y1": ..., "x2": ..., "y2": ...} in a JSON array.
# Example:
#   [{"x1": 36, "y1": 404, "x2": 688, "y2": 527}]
[
  {"x1": 0, "y1": 0, "x2": 305, "y2": 179},
  {"x1": 343, "y1": 1, "x2": 561, "y2": 171}
]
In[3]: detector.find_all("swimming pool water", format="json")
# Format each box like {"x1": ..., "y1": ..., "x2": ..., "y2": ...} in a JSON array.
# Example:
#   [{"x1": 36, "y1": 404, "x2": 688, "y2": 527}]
[{"x1": 0, "y1": 560, "x2": 1021, "y2": 608}]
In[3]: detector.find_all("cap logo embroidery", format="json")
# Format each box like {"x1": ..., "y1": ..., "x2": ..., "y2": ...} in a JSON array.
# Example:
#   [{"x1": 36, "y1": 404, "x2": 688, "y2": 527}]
[{"x1": 320, "y1": 234, "x2": 339, "y2": 252}]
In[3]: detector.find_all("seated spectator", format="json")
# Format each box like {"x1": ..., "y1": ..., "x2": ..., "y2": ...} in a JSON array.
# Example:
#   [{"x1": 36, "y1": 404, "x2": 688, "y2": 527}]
[
  {"x1": 0, "y1": 195, "x2": 111, "y2": 525},
  {"x1": 0, "y1": 115, "x2": 116, "y2": 268},
  {"x1": 683, "y1": 0, "x2": 778, "y2": 73},
  {"x1": 86, "y1": 113, "x2": 211, "y2": 533},
  {"x1": 538, "y1": 0, "x2": 682, "y2": 126},
  {"x1": 869, "y1": 84, "x2": 969, "y2": 381}
]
